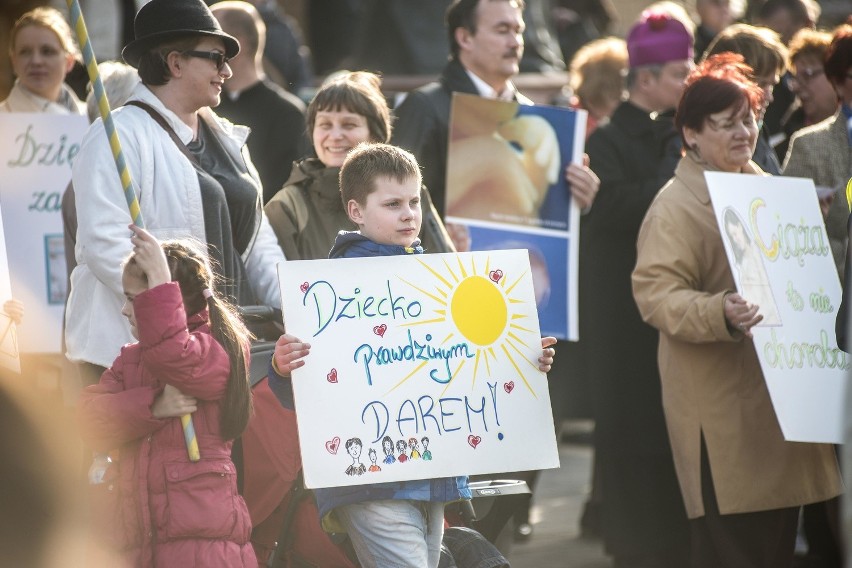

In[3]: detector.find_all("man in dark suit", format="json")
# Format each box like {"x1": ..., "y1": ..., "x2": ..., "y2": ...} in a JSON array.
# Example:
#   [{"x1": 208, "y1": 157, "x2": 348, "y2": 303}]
[{"x1": 392, "y1": 0, "x2": 598, "y2": 219}]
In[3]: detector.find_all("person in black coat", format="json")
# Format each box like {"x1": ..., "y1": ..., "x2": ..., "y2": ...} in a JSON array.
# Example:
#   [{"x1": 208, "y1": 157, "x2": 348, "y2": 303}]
[
  {"x1": 583, "y1": 9, "x2": 693, "y2": 566},
  {"x1": 212, "y1": 2, "x2": 307, "y2": 204}
]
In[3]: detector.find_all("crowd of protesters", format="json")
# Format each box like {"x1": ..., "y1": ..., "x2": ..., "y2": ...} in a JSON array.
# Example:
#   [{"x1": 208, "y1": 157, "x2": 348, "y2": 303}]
[{"x1": 0, "y1": 0, "x2": 850, "y2": 567}]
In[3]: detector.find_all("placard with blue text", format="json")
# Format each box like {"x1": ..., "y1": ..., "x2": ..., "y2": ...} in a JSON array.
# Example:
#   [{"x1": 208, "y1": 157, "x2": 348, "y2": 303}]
[
  {"x1": 707, "y1": 172, "x2": 848, "y2": 443},
  {"x1": 0, "y1": 113, "x2": 88, "y2": 354},
  {"x1": 278, "y1": 250, "x2": 561, "y2": 489}
]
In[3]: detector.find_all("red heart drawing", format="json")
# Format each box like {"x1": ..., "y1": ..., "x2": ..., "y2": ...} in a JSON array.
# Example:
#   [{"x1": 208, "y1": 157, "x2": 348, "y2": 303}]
[
  {"x1": 327, "y1": 368, "x2": 338, "y2": 383},
  {"x1": 489, "y1": 269, "x2": 503, "y2": 283},
  {"x1": 504, "y1": 381, "x2": 515, "y2": 394},
  {"x1": 373, "y1": 324, "x2": 387, "y2": 337},
  {"x1": 326, "y1": 437, "x2": 340, "y2": 454},
  {"x1": 468, "y1": 435, "x2": 482, "y2": 449},
  {"x1": 300, "y1": 281, "x2": 309, "y2": 293}
]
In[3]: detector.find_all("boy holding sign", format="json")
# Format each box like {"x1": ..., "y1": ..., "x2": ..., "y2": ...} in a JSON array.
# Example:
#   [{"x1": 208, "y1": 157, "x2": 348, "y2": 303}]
[{"x1": 270, "y1": 143, "x2": 557, "y2": 567}]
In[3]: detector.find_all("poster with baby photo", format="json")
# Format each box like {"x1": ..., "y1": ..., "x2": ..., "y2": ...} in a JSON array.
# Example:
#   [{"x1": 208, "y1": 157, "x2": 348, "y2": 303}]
[
  {"x1": 707, "y1": 172, "x2": 848, "y2": 443},
  {"x1": 278, "y1": 250, "x2": 561, "y2": 489},
  {"x1": 444, "y1": 94, "x2": 587, "y2": 340},
  {"x1": 0, "y1": 113, "x2": 87, "y2": 354}
]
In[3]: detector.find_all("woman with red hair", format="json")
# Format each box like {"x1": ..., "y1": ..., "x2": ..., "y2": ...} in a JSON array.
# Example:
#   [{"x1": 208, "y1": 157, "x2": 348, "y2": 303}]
[{"x1": 632, "y1": 53, "x2": 842, "y2": 567}]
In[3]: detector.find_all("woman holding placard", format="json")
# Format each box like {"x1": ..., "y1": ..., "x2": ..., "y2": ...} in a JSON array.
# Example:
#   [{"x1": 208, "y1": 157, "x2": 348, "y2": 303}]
[
  {"x1": 631, "y1": 53, "x2": 841, "y2": 567},
  {"x1": 0, "y1": 7, "x2": 84, "y2": 115}
]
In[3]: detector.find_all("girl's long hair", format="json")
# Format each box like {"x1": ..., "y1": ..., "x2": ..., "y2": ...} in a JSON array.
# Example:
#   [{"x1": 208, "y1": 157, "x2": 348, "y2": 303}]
[{"x1": 125, "y1": 240, "x2": 253, "y2": 440}]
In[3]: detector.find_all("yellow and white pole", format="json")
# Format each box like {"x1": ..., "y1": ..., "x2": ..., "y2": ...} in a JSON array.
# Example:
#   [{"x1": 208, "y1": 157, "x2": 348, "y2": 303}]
[{"x1": 67, "y1": 0, "x2": 200, "y2": 462}]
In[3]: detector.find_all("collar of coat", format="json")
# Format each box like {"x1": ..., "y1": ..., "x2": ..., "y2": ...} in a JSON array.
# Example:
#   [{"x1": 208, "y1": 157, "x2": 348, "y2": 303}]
[
  {"x1": 674, "y1": 151, "x2": 766, "y2": 206},
  {"x1": 611, "y1": 100, "x2": 674, "y2": 137},
  {"x1": 440, "y1": 58, "x2": 533, "y2": 105}
]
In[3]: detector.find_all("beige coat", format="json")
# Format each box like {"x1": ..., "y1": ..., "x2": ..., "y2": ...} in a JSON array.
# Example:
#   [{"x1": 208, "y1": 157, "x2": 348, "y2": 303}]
[{"x1": 632, "y1": 153, "x2": 843, "y2": 518}]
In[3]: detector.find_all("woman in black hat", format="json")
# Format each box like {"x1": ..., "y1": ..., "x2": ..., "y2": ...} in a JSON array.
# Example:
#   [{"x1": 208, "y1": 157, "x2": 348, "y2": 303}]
[{"x1": 66, "y1": 0, "x2": 284, "y2": 388}]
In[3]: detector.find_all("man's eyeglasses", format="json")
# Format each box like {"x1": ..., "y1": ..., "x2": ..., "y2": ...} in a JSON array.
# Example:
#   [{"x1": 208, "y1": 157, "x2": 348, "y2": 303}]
[
  {"x1": 181, "y1": 50, "x2": 230, "y2": 71},
  {"x1": 786, "y1": 68, "x2": 824, "y2": 88}
]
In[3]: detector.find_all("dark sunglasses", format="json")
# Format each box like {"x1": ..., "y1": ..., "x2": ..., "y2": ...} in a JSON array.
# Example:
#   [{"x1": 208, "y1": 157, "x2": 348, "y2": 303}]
[{"x1": 180, "y1": 50, "x2": 230, "y2": 71}]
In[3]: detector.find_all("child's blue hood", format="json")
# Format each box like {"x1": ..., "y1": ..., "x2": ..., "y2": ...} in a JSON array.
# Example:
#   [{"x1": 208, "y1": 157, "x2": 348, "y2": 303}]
[{"x1": 328, "y1": 231, "x2": 423, "y2": 259}]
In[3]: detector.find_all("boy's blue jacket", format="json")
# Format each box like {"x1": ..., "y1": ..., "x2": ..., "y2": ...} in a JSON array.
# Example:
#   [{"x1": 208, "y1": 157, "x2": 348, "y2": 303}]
[{"x1": 269, "y1": 231, "x2": 471, "y2": 525}]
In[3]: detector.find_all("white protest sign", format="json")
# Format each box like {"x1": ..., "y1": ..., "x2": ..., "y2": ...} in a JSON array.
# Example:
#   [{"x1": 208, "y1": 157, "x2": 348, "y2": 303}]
[
  {"x1": 279, "y1": 250, "x2": 561, "y2": 489},
  {"x1": 0, "y1": 113, "x2": 88, "y2": 353},
  {"x1": 0, "y1": 201, "x2": 20, "y2": 374},
  {"x1": 707, "y1": 172, "x2": 848, "y2": 443}
]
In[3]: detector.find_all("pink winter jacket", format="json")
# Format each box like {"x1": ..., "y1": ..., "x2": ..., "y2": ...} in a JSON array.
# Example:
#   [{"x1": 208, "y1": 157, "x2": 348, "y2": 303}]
[{"x1": 79, "y1": 283, "x2": 256, "y2": 567}]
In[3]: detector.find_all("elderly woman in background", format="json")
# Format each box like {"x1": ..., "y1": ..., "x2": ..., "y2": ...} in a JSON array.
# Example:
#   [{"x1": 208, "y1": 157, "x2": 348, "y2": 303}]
[
  {"x1": 775, "y1": 28, "x2": 837, "y2": 159},
  {"x1": 264, "y1": 71, "x2": 454, "y2": 260},
  {"x1": 632, "y1": 53, "x2": 841, "y2": 568},
  {"x1": 0, "y1": 6, "x2": 83, "y2": 114},
  {"x1": 67, "y1": 0, "x2": 284, "y2": 385},
  {"x1": 784, "y1": 25, "x2": 852, "y2": 283}
]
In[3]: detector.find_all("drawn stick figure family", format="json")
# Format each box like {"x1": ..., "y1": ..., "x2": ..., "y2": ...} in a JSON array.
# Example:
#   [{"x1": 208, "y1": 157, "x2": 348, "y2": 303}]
[{"x1": 345, "y1": 435, "x2": 434, "y2": 476}]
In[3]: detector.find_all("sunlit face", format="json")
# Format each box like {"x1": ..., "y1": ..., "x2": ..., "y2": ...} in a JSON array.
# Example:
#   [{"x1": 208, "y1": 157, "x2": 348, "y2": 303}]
[
  {"x1": 312, "y1": 109, "x2": 372, "y2": 168},
  {"x1": 347, "y1": 176, "x2": 423, "y2": 248},
  {"x1": 121, "y1": 270, "x2": 148, "y2": 340},
  {"x1": 790, "y1": 54, "x2": 838, "y2": 123},
  {"x1": 649, "y1": 59, "x2": 693, "y2": 112},
  {"x1": 685, "y1": 102, "x2": 759, "y2": 172},
  {"x1": 754, "y1": 73, "x2": 780, "y2": 122},
  {"x1": 174, "y1": 37, "x2": 232, "y2": 110},
  {"x1": 456, "y1": 0, "x2": 525, "y2": 92},
  {"x1": 10, "y1": 24, "x2": 75, "y2": 101}
]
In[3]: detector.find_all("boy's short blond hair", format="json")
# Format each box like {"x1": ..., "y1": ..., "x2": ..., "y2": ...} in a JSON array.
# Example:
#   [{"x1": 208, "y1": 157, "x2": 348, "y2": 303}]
[{"x1": 340, "y1": 143, "x2": 422, "y2": 207}]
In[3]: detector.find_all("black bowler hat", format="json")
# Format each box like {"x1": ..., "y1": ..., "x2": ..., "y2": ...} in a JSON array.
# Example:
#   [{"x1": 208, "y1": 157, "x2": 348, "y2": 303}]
[{"x1": 122, "y1": 0, "x2": 240, "y2": 68}]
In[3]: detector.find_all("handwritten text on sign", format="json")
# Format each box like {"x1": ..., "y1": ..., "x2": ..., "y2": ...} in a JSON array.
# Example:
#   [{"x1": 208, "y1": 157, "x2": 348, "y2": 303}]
[
  {"x1": 279, "y1": 250, "x2": 560, "y2": 489},
  {"x1": 0, "y1": 114, "x2": 88, "y2": 353},
  {"x1": 708, "y1": 172, "x2": 848, "y2": 443}
]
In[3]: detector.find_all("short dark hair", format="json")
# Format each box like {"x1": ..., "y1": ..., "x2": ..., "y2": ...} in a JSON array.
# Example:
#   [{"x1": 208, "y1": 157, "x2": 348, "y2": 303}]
[
  {"x1": 823, "y1": 25, "x2": 852, "y2": 87},
  {"x1": 211, "y1": 2, "x2": 264, "y2": 59},
  {"x1": 445, "y1": 0, "x2": 525, "y2": 60},
  {"x1": 306, "y1": 71, "x2": 390, "y2": 145},
  {"x1": 137, "y1": 35, "x2": 203, "y2": 86},
  {"x1": 704, "y1": 24, "x2": 787, "y2": 78},
  {"x1": 675, "y1": 53, "x2": 764, "y2": 149},
  {"x1": 340, "y1": 143, "x2": 421, "y2": 207}
]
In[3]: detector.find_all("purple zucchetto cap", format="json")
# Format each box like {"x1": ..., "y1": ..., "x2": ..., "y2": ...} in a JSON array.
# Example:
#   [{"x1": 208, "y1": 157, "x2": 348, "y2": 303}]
[{"x1": 627, "y1": 10, "x2": 693, "y2": 68}]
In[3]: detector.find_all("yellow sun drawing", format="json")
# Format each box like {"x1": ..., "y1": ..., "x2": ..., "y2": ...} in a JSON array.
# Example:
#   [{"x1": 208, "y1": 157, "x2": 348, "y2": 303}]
[{"x1": 391, "y1": 253, "x2": 541, "y2": 397}]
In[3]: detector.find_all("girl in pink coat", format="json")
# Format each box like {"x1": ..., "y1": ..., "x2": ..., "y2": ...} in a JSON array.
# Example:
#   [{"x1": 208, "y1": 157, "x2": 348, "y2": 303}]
[{"x1": 79, "y1": 226, "x2": 256, "y2": 567}]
